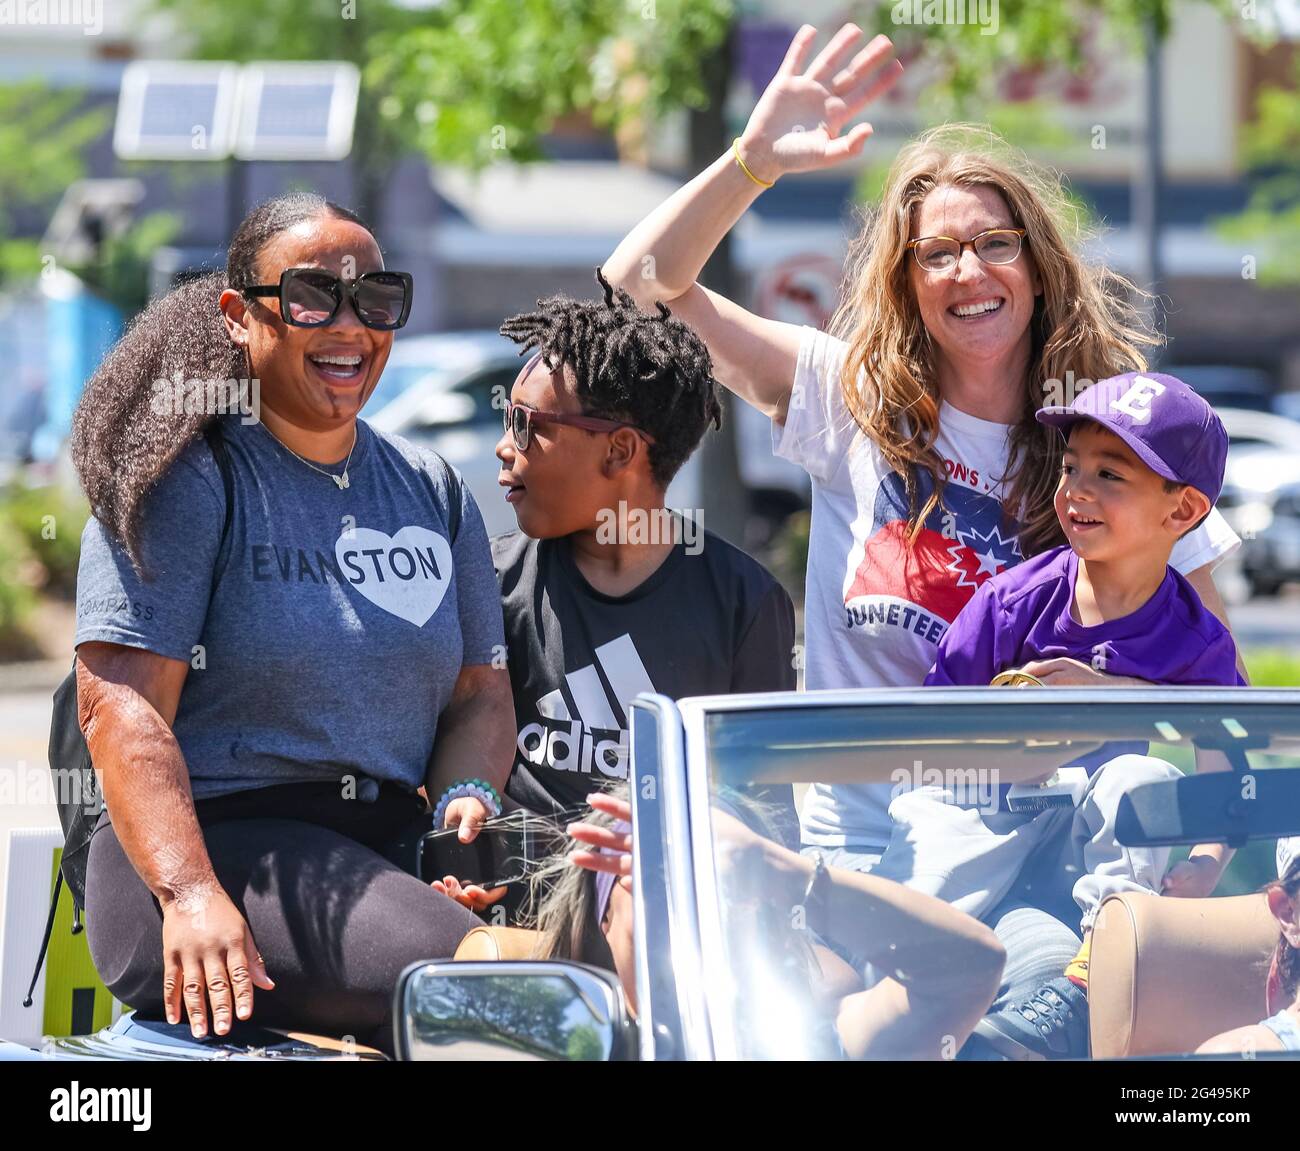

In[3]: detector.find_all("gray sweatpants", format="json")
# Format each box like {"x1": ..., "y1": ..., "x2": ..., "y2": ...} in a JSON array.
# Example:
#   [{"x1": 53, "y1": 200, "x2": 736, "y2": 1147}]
[{"x1": 869, "y1": 753, "x2": 1183, "y2": 933}]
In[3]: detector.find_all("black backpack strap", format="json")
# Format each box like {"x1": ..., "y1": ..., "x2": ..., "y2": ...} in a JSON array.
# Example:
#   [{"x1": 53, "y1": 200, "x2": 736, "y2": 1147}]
[
  {"x1": 437, "y1": 453, "x2": 462, "y2": 544},
  {"x1": 203, "y1": 420, "x2": 236, "y2": 584}
]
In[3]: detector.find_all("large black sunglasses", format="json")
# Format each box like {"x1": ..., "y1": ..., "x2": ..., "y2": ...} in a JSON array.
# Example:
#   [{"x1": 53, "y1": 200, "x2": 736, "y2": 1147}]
[{"x1": 240, "y1": 267, "x2": 414, "y2": 330}]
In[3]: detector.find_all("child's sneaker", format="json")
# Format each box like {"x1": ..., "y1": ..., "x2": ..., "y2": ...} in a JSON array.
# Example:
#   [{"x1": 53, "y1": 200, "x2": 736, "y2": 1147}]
[
  {"x1": 973, "y1": 976, "x2": 1090, "y2": 1060},
  {"x1": 1064, "y1": 933, "x2": 1091, "y2": 990}
]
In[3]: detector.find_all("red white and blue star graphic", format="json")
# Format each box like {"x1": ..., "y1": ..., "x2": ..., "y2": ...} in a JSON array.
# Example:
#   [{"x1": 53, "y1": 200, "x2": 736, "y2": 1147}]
[{"x1": 846, "y1": 470, "x2": 1023, "y2": 625}]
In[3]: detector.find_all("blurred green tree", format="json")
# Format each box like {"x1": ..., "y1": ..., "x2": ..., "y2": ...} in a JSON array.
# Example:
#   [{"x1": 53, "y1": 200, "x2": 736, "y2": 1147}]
[
  {"x1": 857, "y1": 0, "x2": 1242, "y2": 108},
  {"x1": 0, "y1": 82, "x2": 110, "y2": 285},
  {"x1": 145, "y1": 0, "x2": 733, "y2": 223},
  {"x1": 0, "y1": 83, "x2": 181, "y2": 310},
  {"x1": 1216, "y1": 55, "x2": 1300, "y2": 285}
]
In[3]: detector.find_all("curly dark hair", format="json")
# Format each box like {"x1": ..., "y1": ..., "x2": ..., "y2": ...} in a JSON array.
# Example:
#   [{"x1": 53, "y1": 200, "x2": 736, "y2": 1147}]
[
  {"x1": 70, "y1": 193, "x2": 372, "y2": 570},
  {"x1": 498, "y1": 268, "x2": 723, "y2": 489}
]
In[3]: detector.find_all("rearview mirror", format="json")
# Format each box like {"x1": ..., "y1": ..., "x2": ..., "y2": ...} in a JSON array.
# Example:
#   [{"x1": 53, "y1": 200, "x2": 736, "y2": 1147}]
[
  {"x1": 394, "y1": 961, "x2": 634, "y2": 1061},
  {"x1": 1117, "y1": 768, "x2": 1300, "y2": 848}
]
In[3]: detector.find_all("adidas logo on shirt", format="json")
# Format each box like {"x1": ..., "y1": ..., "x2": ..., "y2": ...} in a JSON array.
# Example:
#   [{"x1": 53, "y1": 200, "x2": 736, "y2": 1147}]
[{"x1": 516, "y1": 633, "x2": 655, "y2": 779}]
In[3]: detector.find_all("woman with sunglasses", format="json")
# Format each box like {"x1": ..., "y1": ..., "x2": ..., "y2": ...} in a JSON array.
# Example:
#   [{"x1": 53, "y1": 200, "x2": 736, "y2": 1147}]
[
  {"x1": 602, "y1": 25, "x2": 1246, "y2": 1058},
  {"x1": 70, "y1": 193, "x2": 514, "y2": 1052}
]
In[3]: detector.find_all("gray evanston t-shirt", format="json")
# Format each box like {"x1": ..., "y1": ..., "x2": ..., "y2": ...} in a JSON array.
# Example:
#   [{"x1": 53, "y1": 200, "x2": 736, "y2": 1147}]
[{"x1": 75, "y1": 414, "x2": 505, "y2": 800}]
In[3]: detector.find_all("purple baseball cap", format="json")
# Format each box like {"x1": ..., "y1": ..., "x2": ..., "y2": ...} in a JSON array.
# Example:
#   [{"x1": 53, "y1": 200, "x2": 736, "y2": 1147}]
[{"x1": 1035, "y1": 371, "x2": 1228, "y2": 505}]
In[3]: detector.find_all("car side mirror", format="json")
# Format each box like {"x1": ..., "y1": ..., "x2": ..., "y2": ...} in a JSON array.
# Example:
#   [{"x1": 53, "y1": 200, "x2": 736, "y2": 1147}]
[{"x1": 393, "y1": 961, "x2": 635, "y2": 1061}]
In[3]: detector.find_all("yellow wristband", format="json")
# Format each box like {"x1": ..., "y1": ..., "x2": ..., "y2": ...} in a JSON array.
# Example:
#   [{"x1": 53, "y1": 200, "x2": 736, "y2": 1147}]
[{"x1": 732, "y1": 138, "x2": 774, "y2": 189}]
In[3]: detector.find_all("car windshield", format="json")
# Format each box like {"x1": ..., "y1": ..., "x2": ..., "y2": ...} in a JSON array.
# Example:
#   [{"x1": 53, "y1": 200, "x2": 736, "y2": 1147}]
[{"x1": 688, "y1": 691, "x2": 1300, "y2": 1061}]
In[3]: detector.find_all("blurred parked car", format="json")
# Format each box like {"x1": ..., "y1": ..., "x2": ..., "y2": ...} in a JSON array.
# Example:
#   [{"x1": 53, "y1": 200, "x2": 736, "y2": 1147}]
[
  {"x1": 1173, "y1": 365, "x2": 1280, "y2": 415},
  {"x1": 366, "y1": 331, "x2": 523, "y2": 537},
  {"x1": 1205, "y1": 409, "x2": 1300, "y2": 602},
  {"x1": 1221, "y1": 463, "x2": 1300, "y2": 598},
  {"x1": 1220, "y1": 407, "x2": 1300, "y2": 453},
  {"x1": 1243, "y1": 477, "x2": 1300, "y2": 597},
  {"x1": 367, "y1": 330, "x2": 810, "y2": 541}
]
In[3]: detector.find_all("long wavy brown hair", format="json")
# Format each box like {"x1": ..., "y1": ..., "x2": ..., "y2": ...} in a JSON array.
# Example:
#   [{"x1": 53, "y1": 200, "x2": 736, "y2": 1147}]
[{"x1": 828, "y1": 124, "x2": 1159, "y2": 558}]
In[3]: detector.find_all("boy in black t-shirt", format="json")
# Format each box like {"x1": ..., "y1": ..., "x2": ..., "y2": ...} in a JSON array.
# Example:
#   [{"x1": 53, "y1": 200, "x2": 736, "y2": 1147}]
[{"x1": 492, "y1": 270, "x2": 797, "y2": 828}]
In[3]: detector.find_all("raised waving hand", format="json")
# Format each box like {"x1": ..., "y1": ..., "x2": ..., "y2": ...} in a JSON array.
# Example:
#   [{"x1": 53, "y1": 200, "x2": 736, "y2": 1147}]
[{"x1": 737, "y1": 24, "x2": 903, "y2": 185}]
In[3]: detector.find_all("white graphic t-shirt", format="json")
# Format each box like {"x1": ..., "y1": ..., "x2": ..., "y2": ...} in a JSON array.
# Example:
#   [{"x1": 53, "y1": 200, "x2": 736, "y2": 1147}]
[{"x1": 775, "y1": 326, "x2": 1242, "y2": 848}]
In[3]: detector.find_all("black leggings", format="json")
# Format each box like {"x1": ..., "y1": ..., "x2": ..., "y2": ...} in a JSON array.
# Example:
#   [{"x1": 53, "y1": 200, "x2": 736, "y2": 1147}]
[{"x1": 84, "y1": 781, "x2": 482, "y2": 1054}]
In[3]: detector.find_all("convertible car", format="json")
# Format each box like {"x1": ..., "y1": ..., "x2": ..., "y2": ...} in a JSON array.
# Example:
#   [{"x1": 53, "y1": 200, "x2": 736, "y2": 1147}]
[{"x1": 3, "y1": 687, "x2": 1298, "y2": 1061}]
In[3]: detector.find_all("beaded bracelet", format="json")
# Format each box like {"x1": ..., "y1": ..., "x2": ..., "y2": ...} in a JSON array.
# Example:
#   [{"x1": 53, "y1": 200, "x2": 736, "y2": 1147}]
[{"x1": 432, "y1": 778, "x2": 502, "y2": 829}]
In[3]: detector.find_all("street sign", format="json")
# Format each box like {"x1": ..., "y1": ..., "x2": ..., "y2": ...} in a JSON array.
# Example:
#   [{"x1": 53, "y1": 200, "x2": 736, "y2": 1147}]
[{"x1": 756, "y1": 253, "x2": 843, "y2": 329}]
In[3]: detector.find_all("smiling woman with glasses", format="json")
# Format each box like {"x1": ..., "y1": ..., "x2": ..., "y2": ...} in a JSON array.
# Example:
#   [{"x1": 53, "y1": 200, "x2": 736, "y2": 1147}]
[{"x1": 68, "y1": 192, "x2": 515, "y2": 1054}]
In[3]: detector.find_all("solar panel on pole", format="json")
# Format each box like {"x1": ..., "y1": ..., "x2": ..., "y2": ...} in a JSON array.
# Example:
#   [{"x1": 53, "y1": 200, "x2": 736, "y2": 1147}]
[
  {"x1": 112, "y1": 61, "x2": 241, "y2": 161},
  {"x1": 233, "y1": 62, "x2": 360, "y2": 162}
]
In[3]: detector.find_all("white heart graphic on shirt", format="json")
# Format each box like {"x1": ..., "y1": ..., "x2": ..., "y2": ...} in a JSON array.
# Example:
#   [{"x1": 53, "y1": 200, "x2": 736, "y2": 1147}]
[{"x1": 335, "y1": 526, "x2": 453, "y2": 627}]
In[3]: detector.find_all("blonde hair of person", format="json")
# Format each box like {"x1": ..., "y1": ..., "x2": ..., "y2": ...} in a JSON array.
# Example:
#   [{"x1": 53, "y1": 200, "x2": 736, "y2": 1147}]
[
  {"x1": 830, "y1": 123, "x2": 1159, "y2": 558},
  {"x1": 525, "y1": 803, "x2": 621, "y2": 967}
]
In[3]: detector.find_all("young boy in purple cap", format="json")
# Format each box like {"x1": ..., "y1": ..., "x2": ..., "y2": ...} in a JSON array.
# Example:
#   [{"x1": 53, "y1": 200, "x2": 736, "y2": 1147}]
[{"x1": 870, "y1": 370, "x2": 1242, "y2": 1059}]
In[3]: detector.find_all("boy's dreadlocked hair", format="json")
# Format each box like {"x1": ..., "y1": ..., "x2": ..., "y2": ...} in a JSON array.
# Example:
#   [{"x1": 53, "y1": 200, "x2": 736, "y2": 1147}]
[{"x1": 498, "y1": 268, "x2": 723, "y2": 489}]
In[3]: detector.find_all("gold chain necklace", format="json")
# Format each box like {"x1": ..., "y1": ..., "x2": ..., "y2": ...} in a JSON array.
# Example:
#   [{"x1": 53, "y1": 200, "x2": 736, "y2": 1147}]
[{"x1": 260, "y1": 422, "x2": 357, "y2": 490}]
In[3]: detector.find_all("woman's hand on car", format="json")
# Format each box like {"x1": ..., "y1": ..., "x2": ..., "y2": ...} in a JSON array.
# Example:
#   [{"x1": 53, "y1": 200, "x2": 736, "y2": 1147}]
[
  {"x1": 736, "y1": 24, "x2": 902, "y2": 185},
  {"x1": 712, "y1": 807, "x2": 807, "y2": 908},
  {"x1": 1161, "y1": 854, "x2": 1222, "y2": 899},
  {"x1": 159, "y1": 887, "x2": 274, "y2": 1039}
]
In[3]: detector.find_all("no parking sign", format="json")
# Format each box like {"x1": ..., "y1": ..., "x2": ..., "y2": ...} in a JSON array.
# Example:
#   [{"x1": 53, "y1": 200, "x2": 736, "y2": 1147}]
[{"x1": 756, "y1": 253, "x2": 843, "y2": 329}]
